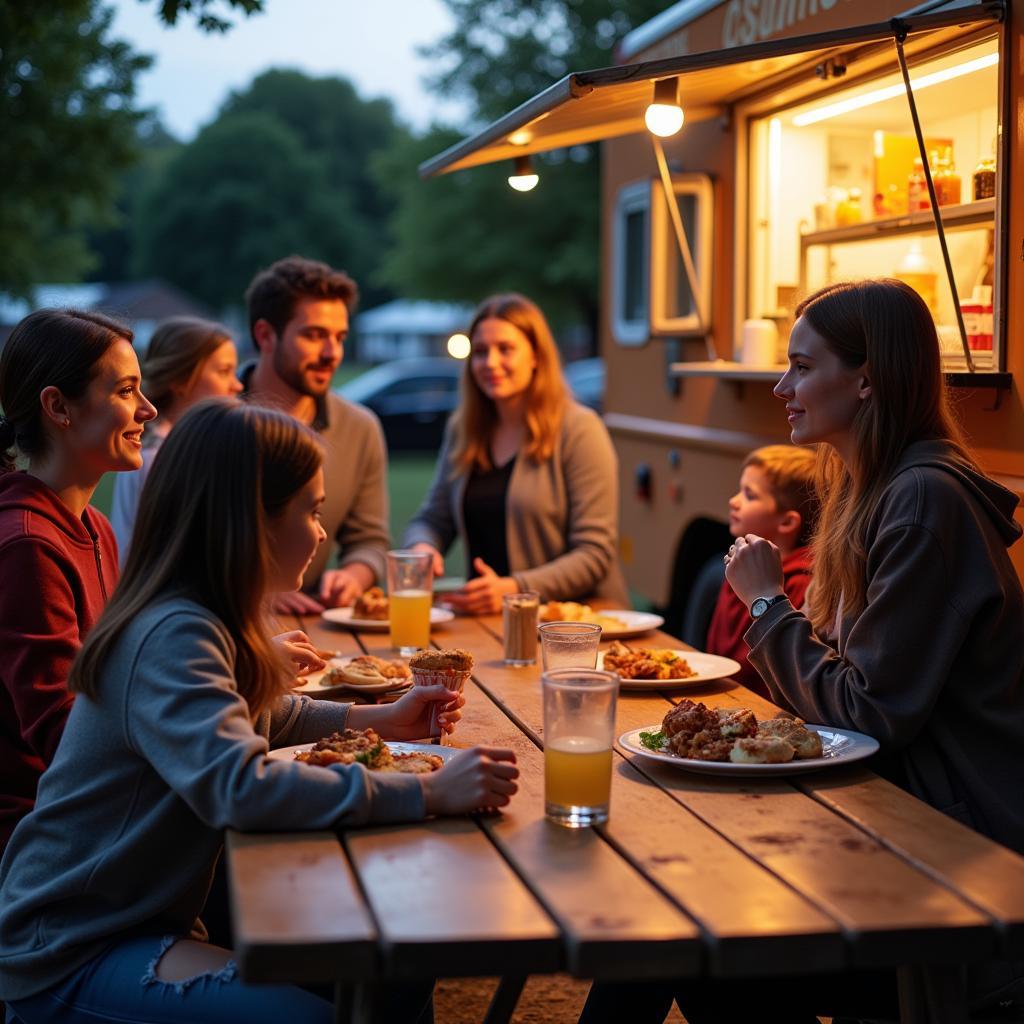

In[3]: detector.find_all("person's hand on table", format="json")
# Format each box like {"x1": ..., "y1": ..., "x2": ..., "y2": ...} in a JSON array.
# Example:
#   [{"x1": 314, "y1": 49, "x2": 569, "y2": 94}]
[
  {"x1": 348, "y1": 684, "x2": 465, "y2": 740},
  {"x1": 444, "y1": 558, "x2": 518, "y2": 615},
  {"x1": 724, "y1": 534, "x2": 786, "y2": 609},
  {"x1": 420, "y1": 747, "x2": 519, "y2": 814},
  {"x1": 320, "y1": 562, "x2": 375, "y2": 608},
  {"x1": 271, "y1": 630, "x2": 326, "y2": 678},
  {"x1": 409, "y1": 542, "x2": 444, "y2": 578},
  {"x1": 271, "y1": 590, "x2": 325, "y2": 615}
]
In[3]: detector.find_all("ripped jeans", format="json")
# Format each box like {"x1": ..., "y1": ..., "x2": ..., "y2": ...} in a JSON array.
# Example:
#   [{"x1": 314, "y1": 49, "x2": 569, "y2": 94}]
[{"x1": 5, "y1": 934, "x2": 333, "y2": 1024}]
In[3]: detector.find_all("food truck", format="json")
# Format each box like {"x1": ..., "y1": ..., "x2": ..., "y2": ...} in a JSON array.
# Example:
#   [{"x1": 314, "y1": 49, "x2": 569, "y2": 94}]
[{"x1": 421, "y1": 0, "x2": 1024, "y2": 625}]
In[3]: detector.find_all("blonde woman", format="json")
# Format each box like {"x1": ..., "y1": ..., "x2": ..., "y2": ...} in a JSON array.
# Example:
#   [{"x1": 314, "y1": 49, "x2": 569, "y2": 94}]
[
  {"x1": 110, "y1": 316, "x2": 243, "y2": 560},
  {"x1": 405, "y1": 293, "x2": 627, "y2": 613}
]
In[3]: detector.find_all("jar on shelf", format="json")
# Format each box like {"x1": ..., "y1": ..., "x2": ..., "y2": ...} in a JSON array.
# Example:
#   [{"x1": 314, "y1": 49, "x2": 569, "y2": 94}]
[
  {"x1": 908, "y1": 158, "x2": 930, "y2": 212},
  {"x1": 973, "y1": 156, "x2": 996, "y2": 200},
  {"x1": 934, "y1": 147, "x2": 961, "y2": 207},
  {"x1": 835, "y1": 188, "x2": 862, "y2": 226}
]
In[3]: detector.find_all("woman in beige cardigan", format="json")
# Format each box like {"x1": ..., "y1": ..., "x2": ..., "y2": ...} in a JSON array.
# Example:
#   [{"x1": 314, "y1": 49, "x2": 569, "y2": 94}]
[{"x1": 405, "y1": 293, "x2": 628, "y2": 614}]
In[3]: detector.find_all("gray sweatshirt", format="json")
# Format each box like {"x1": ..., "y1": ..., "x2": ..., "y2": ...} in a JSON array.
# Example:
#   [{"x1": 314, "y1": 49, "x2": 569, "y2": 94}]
[
  {"x1": 0, "y1": 597, "x2": 425, "y2": 1001},
  {"x1": 404, "y1": 401, "x2": 629, "y2": 605},
  {"x1": 746, "y1": 440, "x2": 1024, "y2": 852}
]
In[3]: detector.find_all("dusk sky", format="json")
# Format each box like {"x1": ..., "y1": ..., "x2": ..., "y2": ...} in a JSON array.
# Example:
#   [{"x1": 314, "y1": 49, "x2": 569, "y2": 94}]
[{"x1": 110, "y1": 0, "x2": 471, "y2": 141}]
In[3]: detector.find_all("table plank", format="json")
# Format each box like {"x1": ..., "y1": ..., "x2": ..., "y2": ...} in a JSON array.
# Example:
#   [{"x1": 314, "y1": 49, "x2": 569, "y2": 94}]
[
  {"x1": 226, "y1": 830, "x2": 377, "y2": 983},
  {"x1": 441, "y1": 618, "x2": 846, "y2": 978}
]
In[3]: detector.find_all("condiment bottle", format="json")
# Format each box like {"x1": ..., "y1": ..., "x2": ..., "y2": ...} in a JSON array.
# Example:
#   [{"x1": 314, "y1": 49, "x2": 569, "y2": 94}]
[
  {"x1": 908, "y1": 158, "x2": 930, "y2": 212},
  {"x1": 973, "y1": 156, "x2": 996, "y2": 200},
  {"x1": 934, "y1": 147, "x2": 961, "y2": 207}
]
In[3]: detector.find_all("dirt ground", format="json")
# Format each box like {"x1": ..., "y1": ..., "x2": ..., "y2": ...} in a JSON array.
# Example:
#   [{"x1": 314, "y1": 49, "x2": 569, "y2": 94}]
[{"x1": 433, "y1": 975, "x2": 686, "y2": 1024}]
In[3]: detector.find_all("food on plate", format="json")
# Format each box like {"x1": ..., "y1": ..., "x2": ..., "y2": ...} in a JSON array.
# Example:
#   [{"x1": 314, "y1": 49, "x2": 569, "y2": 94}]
[
  {"x1": 352, "y1": 586, "x2": 389, "y2": 620},
  {"x1": 602, "y1": 641, "x2": 696, "y2": 681},
  {"x1": 322, "y1": 655, "x2": 412, "y2": 688},
  {"x1": 646, "y1": 701, "x2": 824, "y2": 764},
  {"x1": 539, "y1": 601, "x2": 626, "y2": 632},
  {"x1": 293, "y1": 728, "x2": 444, "y2": 773}
]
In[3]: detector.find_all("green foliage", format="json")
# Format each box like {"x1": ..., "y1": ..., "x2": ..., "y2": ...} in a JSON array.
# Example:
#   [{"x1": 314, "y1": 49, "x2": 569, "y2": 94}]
[
  {"x1": 149, "y1": 0, "x2": 265, "y2": 33},
  {"x1": 377, "y1": 0, "x2": 667, "y2": 327},
  {"x1": 0, "y1": 1, "x2": 151, "y2": 296},
  {"x1": 134, "y1": 71, "x2": 407, "y2": 311}
]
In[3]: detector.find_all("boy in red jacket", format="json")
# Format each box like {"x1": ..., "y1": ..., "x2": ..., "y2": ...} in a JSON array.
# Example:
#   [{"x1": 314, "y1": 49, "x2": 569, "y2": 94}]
[{"x1": 706, "y1": 445, "x2": 817, "y2": 698}]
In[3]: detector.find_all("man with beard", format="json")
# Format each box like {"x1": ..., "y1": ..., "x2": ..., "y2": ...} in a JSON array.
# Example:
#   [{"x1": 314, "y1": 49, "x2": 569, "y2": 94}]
[{"x1": 242, "y1": 255, "x2": 389, "y2": 613}]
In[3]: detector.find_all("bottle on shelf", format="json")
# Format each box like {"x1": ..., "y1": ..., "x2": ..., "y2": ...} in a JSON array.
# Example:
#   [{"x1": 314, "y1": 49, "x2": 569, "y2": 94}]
[
  {"x1": 908, "y1": 158, "x2": 930, "y2": 212},
  {"x1": 836, "y1": 187, "x2": 862, "y2": 226},
  {"x1": 973, "y1": 155, "x2": 996, "y2": 200},
  {"x1": 934, "y1": 147, "x2": 961, "y2": 207}
]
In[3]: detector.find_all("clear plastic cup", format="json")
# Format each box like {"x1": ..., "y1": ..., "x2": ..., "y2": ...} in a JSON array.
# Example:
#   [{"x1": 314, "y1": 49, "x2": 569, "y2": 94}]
[
  {"x1": 542, "y1": 668, "x2": 619, "y2": 828},
  {"x1": 386, "y1": 550, "x2": 434, "y2": 657},
  {"x1": 538, "y1": 621, "x2": 601, "y2": 671},
  {"x1": 502, "y1": 591, "x2": 539, "y2": 666}
]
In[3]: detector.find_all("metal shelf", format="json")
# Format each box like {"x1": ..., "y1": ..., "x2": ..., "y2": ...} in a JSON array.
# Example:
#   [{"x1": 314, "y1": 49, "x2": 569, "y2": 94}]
[
  {"x1": 798, "y1": 197, "x2": 995, "y2": 248},
  {"x1": 670, "y1": 360, "x2": 1011, "y2": 389}
]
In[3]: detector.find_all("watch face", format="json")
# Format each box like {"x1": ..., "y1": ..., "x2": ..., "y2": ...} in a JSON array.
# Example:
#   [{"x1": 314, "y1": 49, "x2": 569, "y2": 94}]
[{"x1": 751, "y1": 598, "x2": 769, "y2": 617}]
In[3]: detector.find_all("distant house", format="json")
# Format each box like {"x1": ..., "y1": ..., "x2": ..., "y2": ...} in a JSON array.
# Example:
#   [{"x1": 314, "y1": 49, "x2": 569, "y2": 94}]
[
  {"x1": 0, "y1": 280, "x2": 213, "y2": 351},
  {"x1": 354, "y1": 300, "x2": 473, "y2": 363}
]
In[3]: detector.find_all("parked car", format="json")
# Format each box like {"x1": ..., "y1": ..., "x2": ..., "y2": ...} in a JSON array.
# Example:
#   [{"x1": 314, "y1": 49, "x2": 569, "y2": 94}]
[
  {"x1": 564, "y1": 357, "x2": 606, "y2": 413},
  {"x1": 338, "y1": 358, "x2": 462, "y2": 451}
]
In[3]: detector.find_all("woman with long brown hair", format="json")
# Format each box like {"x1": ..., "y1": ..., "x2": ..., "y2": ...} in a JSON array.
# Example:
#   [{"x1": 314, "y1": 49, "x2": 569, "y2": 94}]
[
  {"x1": 405, "y1": 293, "x2": 627, "y2": 612},
  {"x1": 0, "y1": 308, "x2": 156, "y2": 852},
  {"x1": 0, "y1": 401, "x2": 518, "y2": 1024},
  {"x1": 110, "y1": 316, "x2": 243, "y2": 561}
]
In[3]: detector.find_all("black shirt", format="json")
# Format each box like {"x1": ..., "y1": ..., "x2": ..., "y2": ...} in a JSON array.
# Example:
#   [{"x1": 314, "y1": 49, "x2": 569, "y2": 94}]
[{"x1": 463, "y1": 457, "x2": 516, "y2": 578}]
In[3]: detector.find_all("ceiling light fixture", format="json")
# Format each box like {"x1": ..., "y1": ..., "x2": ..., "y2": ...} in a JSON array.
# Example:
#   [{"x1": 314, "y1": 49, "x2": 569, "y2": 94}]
[
  {"x1": 645, "y1": 77, "x2": 685, "y2": 138},
  {"x1": 507, "y1": 154, "x2": 539, "y2": 192}
]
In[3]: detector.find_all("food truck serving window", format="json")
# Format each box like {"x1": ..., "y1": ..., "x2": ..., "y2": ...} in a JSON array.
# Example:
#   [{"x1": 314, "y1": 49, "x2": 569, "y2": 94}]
[{"x1": 747, "y1": 34, "x2": 1000, "y2": 368}]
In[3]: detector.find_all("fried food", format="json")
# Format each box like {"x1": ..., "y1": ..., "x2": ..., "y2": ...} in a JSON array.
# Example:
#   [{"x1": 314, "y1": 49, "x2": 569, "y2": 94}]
[
  {"x1": 539, "y1": 601, "x2": 626, "y2": 632},
  {"x1": 353, "y1": 586, "x2": 389, "y2": 620},
  {"x1": 730, "y1": 736, "x2": 796, "y2": 764},
  {"x1": 603, "y1": 641, "x2": 696, "y2": 681},
  {"x1": 324, "y1": 655, "x2": 411, "y2": 688},
  {"x1": 655, "y1": 701, "x2": 828, "y2": 765},
  {"x1": 294, "y1": 729, "x2": 442, "y2": 773},
  {"x1": 757, "y1": 717, "x2": 823, "y2": 759}
]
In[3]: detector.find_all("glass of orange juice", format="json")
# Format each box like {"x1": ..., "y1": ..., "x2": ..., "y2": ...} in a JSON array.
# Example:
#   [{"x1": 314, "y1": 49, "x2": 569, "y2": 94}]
[
  {"x1": 541, "y1": 668, "x2": 619, "y2": 828},
  {"x1": 386, "y1": 550, "x2": 434, "y2": 656}
]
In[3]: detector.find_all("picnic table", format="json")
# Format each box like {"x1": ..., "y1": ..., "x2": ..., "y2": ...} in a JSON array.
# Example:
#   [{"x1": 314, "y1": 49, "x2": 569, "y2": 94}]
[{"x1": 226, "y1": 609, "x2": 1024, "y2": 1024}]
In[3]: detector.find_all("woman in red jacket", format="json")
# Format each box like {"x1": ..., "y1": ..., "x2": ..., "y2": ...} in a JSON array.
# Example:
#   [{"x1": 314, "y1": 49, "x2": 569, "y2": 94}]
[{"x1": 0, "y1": 308, "x2": 157, "y2": 850}]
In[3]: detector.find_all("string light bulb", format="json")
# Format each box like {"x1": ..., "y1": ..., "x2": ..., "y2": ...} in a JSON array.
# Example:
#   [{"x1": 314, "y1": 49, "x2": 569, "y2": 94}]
[
  {"x1": 645, "y1": 77, "x2": 685, "y2": 137},
  {"x1": 507, "y1": 154, "x2": 539, "y2": 192}
]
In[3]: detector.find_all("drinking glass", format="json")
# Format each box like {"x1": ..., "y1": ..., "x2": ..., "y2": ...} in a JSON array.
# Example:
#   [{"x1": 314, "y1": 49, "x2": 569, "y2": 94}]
[
  {"x1": 542, "y1": 668, "x2": 619, "y2": 828},
  {"x1": 502, "y1": 591, "x2": 539, "y2": 666},
  {"x1": 538, "y1": 622, "x2": 601, "y2": 670},
  {"x1": 387, "y1": 550, "x2": 434, "y2": 656}
]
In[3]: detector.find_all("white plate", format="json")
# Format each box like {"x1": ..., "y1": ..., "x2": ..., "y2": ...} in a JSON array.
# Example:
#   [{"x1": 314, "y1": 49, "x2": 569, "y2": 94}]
[
  {"x1": 268, "y1": 740, "x2": 460, "y2": 764},
  {"x1": 597, "y1": 649, "x2": 741, "y2": 691},
  {"x1": 592, "y1": 609, "x2": 664, "y2": 639},
  {"x1": 320, "y1": 606, "x2": 456, "y2": 632},
  {"x1": 618, "y1": 724, "x2": 879, "y2": 776},
  {"x1": 293, "y1": 656, "x2": 413, "y2": 697}
]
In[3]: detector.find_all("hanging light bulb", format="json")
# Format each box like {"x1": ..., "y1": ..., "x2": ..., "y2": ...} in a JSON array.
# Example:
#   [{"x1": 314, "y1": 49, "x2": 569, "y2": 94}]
[
  {"x1": 645, "y1": 77, "x2": 685, "y2": 138},
  {"x1": 507, "y1": 154, "x2": 539, "y2": 192}
]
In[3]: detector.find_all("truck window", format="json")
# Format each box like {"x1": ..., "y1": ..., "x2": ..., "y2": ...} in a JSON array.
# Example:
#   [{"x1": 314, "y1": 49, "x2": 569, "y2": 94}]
[{"x1": 612, "y1": 180, "x2": 650, "y2": 346}]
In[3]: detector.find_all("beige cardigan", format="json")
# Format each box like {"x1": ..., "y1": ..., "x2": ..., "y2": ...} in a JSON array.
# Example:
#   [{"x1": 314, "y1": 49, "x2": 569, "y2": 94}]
[{"x1": 404, "y1": 401, "x2": 629, "y2": 605}]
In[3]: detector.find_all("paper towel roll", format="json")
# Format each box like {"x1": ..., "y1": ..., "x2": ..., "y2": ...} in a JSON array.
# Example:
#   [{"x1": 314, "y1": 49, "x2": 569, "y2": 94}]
[{"x1": 741, "y1": 319, "x2": 779, "y2": 366}]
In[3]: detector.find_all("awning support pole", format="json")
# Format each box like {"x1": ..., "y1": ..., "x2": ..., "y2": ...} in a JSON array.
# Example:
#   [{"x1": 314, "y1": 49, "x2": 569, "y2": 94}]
[
  {"x1": 650, "y1": 136, "x2": 717, "y2": 359},
  {"x1": 892, "y1": 21, "x2": 975, "y2": 372}
]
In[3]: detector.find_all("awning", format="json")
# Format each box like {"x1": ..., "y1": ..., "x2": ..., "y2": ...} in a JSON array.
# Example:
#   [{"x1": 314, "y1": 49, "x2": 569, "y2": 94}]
[{"x1": 419, "y1": 2, "x2": 1003, "y2": 178}]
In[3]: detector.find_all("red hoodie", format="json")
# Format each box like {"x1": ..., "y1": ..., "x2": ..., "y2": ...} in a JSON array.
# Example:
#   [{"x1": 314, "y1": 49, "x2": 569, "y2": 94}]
[
  {"x1": 0, "y1": 472, "x2": 118, "y2": 849},
  {"x1": 705, "y1": 546, "x2": 812, "y2": 699}
]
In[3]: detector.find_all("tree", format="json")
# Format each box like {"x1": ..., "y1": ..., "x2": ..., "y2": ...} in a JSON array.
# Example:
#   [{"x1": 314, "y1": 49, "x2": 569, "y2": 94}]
[
  {"x1": 148, "y1": 0, "x2": 265, "y2": 33},
  {"x1": 134, "y1": 109, "x2": 366, "y2": 311},
  {"x1": 0, "y1": 1, "x2": 151, "y2": 296},
  {"x1": 377, "y1": 0, "x2": 667, "y2": 333}
]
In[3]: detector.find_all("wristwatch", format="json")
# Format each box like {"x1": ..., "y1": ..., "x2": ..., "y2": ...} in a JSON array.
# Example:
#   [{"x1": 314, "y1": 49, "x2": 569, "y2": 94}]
[{"x1": 750, "y1": 594, "x2": 787, "y2": 618}]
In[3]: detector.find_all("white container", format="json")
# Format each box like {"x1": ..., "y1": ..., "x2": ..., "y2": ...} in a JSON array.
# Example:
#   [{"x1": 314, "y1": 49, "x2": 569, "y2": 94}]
[{"x1": 740, "y1": 319, "x2": 779, "y2": 366}]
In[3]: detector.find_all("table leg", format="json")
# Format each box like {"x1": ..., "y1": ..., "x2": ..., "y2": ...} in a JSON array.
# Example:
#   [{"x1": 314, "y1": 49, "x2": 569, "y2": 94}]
[
  {"x1": 483, "y1": 975, "x2": 527, "y2": 1024},
  {"x1": 897, "y1": 965, "x2": 968, "y2": 1024}
]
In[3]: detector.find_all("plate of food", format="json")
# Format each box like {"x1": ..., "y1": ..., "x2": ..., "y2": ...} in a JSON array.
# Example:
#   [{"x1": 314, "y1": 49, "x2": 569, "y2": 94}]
[
  {"x1": 269, "y1": 728, "x2": 457, "y2": 774},
  {"x1": 539, "y1": 601, "x2": 664, "y2": 639},
  {"x1": 293, "y1": 654, "x2": 413, "y2": 697},
  {"x1": 598, "y1": 642, "x2": 740, "y2": 691},
  {"x1": 321, "y1": 602, "x2": 456, "y2": 632},
  {"x1": 619, "y1": 700, "x2": 879, "y2": 776}
]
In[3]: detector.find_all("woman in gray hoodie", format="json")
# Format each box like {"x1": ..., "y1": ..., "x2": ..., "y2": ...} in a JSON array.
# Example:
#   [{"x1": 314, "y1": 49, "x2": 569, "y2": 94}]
[{"x1": 0, "y1": 401, "x2": 518, "y2": 1024}]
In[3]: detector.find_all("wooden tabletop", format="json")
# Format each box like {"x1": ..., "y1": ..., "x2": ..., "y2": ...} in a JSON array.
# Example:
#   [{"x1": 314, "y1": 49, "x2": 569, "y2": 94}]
[{"x1": 226, "y1": 608, "x2": 1024, "y2": 1018}]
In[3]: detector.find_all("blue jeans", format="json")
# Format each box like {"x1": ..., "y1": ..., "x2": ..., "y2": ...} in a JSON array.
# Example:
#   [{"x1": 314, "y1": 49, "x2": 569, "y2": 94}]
[{"x1": 6, "y1": 934, "x2": 332, "y2": 1024}]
